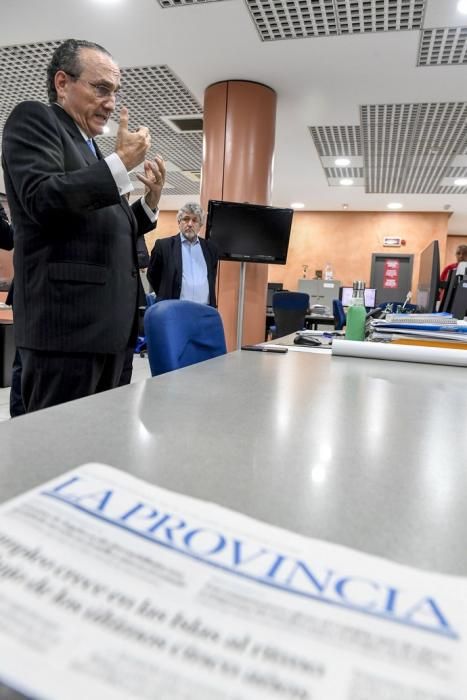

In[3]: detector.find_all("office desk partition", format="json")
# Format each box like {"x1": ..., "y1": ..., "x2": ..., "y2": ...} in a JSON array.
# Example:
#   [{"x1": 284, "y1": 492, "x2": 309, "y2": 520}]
[{"x1": 1, "y1": 347, "x2": 467, "y2": 576}]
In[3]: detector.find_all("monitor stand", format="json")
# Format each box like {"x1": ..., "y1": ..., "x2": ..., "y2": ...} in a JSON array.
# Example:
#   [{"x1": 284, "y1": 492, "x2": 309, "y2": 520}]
[{"x1": 236, "y1": 261, "x2": 247, "y2": 350}]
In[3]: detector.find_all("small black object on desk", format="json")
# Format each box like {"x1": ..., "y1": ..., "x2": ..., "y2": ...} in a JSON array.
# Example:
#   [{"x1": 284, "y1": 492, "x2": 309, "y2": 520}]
[{"x1": 241, "y1": 345, "x2": 288, "y2": 353}]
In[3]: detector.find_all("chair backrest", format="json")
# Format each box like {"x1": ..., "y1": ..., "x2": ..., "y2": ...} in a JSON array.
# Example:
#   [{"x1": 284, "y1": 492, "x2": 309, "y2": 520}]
[
  {"x1": 144, "y1": 300, "x2": 227, "y2": 377},
  {"x1": 272, "y1": 291, "x2": 309, "y2": 337},
  {"x1": 266, "y1": 282, "x2": 284, "y2": 307},
  {"x1": 332, "y1": 298, "x2": 346, "y2": 330}
]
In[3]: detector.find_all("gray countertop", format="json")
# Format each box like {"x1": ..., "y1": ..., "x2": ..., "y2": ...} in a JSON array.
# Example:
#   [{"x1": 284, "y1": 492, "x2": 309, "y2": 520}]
[{"x1": 1, "y1": 348, "x2": 466, "y2": 576}]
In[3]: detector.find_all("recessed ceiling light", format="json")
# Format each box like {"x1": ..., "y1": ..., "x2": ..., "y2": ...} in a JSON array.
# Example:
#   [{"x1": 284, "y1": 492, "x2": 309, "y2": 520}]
[
  {"x1": 457, "y1": 0, "x2": 467, "y2": 15},
  {"x1": 387, "y1": 202, "x2": 403, "y2": 210},
  {"x1": 342, "y1": 203, "x2": 349, "y2": 210},
  {"x1": 290, "y1": 202, "x2": 304, "y2": 209},
  {"x1": 454, "y1": 178, "x2": 467, "y2": 186},
  {"x1": 335, "y1": 158, "x2": 350, "y2": 167},
  {"x1": 339, "y1": 178, "x2": 353, "y2": 186}
]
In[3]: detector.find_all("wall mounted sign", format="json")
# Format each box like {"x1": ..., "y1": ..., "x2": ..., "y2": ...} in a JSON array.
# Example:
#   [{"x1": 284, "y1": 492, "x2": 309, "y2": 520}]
[
  {"x1": 383, "y1": 236, "x2": 402, "y2": 247},
  {"x1": 383, "y1": 259, "x2": 400, "y2": 289}
]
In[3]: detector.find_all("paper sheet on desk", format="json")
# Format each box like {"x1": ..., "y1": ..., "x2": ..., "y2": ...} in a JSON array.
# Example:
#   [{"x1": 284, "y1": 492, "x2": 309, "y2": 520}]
[
  {"x1": 0, "y1": 463, "x2": 466, "y2": 699},
  {"x1": 332, "y1": 338, "x2": 467, "y2": 367}
]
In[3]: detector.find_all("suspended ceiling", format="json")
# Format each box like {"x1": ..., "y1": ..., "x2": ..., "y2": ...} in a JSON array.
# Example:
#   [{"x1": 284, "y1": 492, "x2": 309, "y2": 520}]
[{"x1": 1, "y1": 0, "x2": 467, "y2": 233}]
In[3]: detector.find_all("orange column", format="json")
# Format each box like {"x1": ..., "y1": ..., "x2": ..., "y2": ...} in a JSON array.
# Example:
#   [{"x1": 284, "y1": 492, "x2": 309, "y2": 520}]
[{"x1": 200, "y1": 81, "x2": 276, "y2": 350}]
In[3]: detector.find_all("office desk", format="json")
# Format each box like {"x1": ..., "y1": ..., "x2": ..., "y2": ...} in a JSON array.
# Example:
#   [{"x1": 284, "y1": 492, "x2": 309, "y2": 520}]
[{"x1": 1, "y1": 347, "x2": 467, "y2": 577}]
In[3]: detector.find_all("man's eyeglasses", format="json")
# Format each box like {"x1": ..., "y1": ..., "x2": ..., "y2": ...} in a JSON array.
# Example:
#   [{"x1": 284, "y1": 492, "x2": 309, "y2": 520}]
[{"x1": 65, "y1": 72, "x2": 122, "y2": 103}]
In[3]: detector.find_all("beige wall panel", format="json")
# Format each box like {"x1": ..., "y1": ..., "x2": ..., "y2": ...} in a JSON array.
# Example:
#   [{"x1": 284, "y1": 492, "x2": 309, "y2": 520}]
[{"x1": 268, "y1": 211, "x2": 450, "y2": 303}]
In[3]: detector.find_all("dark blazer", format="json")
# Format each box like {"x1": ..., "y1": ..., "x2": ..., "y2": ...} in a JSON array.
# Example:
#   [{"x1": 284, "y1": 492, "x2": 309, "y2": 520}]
[
  {"x1": 147, "y1": 233, "x2": 218, "y2": 307},
  {"x1": 1, "y1": 101, "x2": 155, "y2": 353}
]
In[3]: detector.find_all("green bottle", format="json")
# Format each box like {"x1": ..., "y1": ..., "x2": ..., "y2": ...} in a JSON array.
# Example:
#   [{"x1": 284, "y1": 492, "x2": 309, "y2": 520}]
[{"x1": 345, "y1": 280, "x2": 366, "y2": 341}]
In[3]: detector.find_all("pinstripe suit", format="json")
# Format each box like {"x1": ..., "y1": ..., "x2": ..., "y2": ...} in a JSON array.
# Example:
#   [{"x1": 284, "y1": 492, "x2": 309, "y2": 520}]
[{"x1": 1, "y1": 101, "x2": 156, "y2": 410}]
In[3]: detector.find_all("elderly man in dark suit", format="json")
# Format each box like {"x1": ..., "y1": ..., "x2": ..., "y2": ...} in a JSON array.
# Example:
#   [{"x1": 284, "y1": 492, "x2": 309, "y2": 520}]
[
  {"x1": 147, "y1": 203, "x2": 218, "y2": 307},
  {"x1": 1, "y1": 39, "x2": 166, "y2": 412}
]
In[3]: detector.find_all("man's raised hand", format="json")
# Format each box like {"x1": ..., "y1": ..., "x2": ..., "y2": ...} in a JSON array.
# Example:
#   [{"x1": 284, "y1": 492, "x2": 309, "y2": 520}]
[{"x1": 116, "y1": 106, "x2": 151, "y2": 171}]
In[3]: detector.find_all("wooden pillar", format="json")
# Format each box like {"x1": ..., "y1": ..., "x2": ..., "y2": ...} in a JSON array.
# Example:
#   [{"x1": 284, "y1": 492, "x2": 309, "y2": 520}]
[{"x1": 200, "y1": 81, "x2": 276, "y2": 350}]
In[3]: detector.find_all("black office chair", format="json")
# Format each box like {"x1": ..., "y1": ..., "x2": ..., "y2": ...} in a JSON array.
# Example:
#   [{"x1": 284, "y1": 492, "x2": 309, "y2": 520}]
[
  {"x1": 332, "y1": 298, "x2": 346, "y2": 330},
  {"x1": 271, "y1": 291, "x2": 309, "y2": 338}
]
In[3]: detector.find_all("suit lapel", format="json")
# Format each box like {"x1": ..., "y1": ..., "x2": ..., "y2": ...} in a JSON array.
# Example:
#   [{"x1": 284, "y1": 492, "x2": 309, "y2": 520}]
[
  {"x1": 50, "y1": 104, "x2": 97, "y2": 167},
  {"x1": 50, "y1": 103, "x2": 136, "y2": 231},
  {"x1": 173, "y1": 235, "x2": 183, "y2": 281}
]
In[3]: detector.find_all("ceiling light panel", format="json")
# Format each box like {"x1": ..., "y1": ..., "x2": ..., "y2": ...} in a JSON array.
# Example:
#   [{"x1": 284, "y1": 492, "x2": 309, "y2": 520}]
[
  {"x1": 0, "y1": 40, "x2": 62, "y2": 126},
  {"x1": 325, "y1": 166, "x2": 364, "y2": 179},
  {"x1": 246, "y1": 0, "x2": 337, "y2": 41},
  {"x1": 309, "y1": 125, "x2": 362, "y2": 156},
  {"x1": 157, "y1": 0, "x2": 223, "y2": 5},
  {"x1": 418, "y1": 27, "x2": 467, "y2": 66},
  {"x1": 245, "y1": 0, "x2": 426, "y2": 42},
  {"x1": 444, "y1": 166, "x2": 467, "y2": 179},
  {"x1": 336, "y1": 0, "x2": 425, "y2": 34},
  {"x1": 361, "y1": 102, "x2": 467, "y2": 193},
  {"x1": 119, "y1": 64, "x2": 203, "y2": 173},
  {"x1": 437, "y1": 184, "x2": 467, "y2": 194}
]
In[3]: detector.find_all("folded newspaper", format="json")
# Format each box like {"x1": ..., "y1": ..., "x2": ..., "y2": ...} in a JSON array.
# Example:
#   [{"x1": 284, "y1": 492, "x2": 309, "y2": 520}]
[{"x1": 0, "y1": 463, "x2": 466, "y2": 699}]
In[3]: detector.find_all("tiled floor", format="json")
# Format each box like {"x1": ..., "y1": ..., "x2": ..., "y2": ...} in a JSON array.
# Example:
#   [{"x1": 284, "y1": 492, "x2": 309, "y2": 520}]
[{"x1": 0, "y1": 354, "x2": 152, "y2": 422}]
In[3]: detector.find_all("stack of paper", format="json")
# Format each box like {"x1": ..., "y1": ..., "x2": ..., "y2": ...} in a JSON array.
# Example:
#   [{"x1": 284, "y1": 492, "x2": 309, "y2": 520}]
[{"x1": 369, "y1": 313, "x2": 467, "y2": 350}]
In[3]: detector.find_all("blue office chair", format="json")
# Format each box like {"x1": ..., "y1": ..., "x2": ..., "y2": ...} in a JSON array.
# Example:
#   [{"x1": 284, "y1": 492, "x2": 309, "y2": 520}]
[
  {"x1": 332, "y1": 298, "x2": 346, "y2": 330},
  {"x1": 144, "y1": 299, "x2": 227, "y2": 377},
  {"x1": 271, "y1": 291, "x2": 309, "y2": 338}
]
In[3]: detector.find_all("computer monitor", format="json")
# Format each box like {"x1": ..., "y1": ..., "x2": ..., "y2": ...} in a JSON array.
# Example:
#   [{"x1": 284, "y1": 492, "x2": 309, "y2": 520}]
[
  {"x1": 416, "y1": 240, "x2": 440, "y2": 313},
  {"x1": 205, "y1": 200, "x2": 293, "y2": 264},
  {"x1": 340, "y1": 287, "x2": 376, "y2": 308}
]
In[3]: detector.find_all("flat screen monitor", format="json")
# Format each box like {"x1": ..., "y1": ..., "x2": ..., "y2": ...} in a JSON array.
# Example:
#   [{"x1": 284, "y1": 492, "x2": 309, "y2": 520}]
[
  {"x1": 205, "y1": 200, "x2": 293, "y2": 264},
  {"x1": 416, "y1": 240, "x2": 440, "y2": 313},
  {"x1": 340, "y1": 287, "x2": 376, "y2": 308}
]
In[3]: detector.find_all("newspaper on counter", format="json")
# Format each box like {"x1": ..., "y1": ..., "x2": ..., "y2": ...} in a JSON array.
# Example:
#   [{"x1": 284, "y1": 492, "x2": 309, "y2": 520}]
[{"x1": 0, "y1": 463, "x2": 466, "y2": 699}]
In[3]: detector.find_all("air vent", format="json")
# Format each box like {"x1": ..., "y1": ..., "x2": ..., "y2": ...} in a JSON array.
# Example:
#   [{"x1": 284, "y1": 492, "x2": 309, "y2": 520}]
[
  {"x1": 418, "y1": 27, "x2": 467, "y2": 67},
  {"x1": 161, "y1": 115, "x2": 203, "y2": 133},
  {"x1": 182, "y1": 170, "x2": 201, "y2": 182}
]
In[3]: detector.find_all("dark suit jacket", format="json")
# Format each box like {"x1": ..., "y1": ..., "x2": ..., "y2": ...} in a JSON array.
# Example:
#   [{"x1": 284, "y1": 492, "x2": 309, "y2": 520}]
[
  {"x1": 1, "y1": 101, "x2": 155, "y2": 353},
  {"x1": 147, "y1": 233, "x2": 218, "y2": 307}
]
